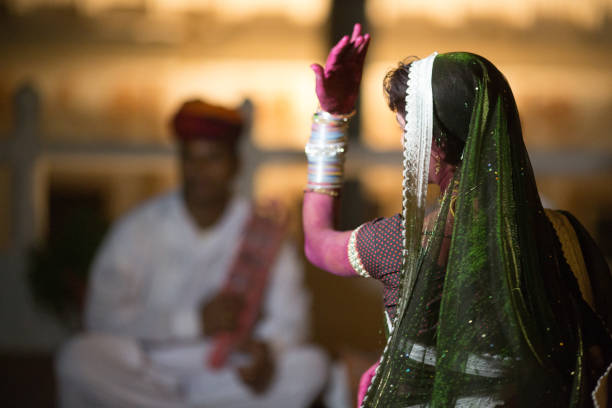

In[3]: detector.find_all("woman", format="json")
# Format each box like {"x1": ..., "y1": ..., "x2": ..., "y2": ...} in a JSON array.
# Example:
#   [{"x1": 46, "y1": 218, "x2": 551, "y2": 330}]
[{"x1": 303, "y1": 24, "x2": 611, "y2": 407}]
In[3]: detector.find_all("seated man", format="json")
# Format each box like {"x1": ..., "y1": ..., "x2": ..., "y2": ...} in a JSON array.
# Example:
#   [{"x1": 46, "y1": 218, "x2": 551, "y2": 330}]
[{"x1": 57, "y1": 100, "x2": 328, "y2": 408}]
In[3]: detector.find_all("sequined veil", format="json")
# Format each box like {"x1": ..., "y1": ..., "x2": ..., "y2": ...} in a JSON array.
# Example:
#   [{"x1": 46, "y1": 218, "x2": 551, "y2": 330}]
[{"x1": 361, "y1": 52, "x2": 611, "y2": 407}]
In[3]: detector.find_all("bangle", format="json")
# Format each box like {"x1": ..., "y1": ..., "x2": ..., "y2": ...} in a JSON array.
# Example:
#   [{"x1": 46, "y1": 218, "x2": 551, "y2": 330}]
[
  {"x1": 306, "y1": 110, "x2": 351, "y2": 190},
  {"x1": 304, "y1": 188, "x2": 340, "y2": 197},
  {"x1": 313, "y1": 109, "x2": 356, "y2": 124},
  {"x1": 305, "y1": 142, "x2": 346, "y2": 160}
]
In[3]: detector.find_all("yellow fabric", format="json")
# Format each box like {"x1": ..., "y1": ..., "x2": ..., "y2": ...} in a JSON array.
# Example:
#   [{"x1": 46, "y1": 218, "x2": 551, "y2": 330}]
[
  {"x1": 545, "y1": 209, "x2": 608, "y2": 408},
  {"x1": 545, "y1": 209, "x2": 595, "y2": 310},
  {"x1": 593, "y1": 363, "x2": 609, "y2": 408}
]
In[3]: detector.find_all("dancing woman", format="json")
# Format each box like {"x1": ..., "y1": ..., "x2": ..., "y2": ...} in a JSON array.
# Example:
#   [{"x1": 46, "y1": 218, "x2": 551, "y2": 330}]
[{"x1": 303, "y1": 23, "x2": 611, "y2": 407}]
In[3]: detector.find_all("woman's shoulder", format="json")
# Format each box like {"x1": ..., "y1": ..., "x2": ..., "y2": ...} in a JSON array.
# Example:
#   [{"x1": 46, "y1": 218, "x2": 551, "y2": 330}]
[{"x1": 365, "y1": 213, "x2": 403, "y2": 230}]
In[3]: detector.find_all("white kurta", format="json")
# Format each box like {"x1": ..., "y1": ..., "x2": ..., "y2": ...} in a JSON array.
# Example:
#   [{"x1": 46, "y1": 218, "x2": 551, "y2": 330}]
[{"x1": 57, "y1": 191, "x2": 328, "y2": 408}]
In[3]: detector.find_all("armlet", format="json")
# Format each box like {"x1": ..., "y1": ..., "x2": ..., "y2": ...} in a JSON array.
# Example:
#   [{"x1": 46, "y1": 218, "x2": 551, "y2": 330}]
[{"x1": 348, "y1": 225, "x2": 370, "y2": 278}]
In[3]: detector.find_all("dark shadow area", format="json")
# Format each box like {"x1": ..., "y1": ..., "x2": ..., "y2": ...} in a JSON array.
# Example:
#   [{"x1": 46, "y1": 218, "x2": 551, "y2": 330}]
[
  {"x1": 29, "y1": 186, "x2": 109, "y2": 330},
  {"x1": 0, "y1": 352, "x2": 56, "y2": 408}
]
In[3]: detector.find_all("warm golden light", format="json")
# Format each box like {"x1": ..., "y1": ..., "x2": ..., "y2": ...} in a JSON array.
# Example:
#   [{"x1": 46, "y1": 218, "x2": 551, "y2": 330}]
[
  {"x1": 361, "y1": 61, "x2": 404, "y2": 150},
  {"x1": 253, "y1": 163, "x2": 307, "y2": 205},
  {"x1": 4, "y1": 57, "x2": 320, "y2": 148},
  {"x1": 367, "y1": 0, "x2": 612, "y2": 29},
  {"x1": 359, "y1": 165, "x2": 403, "y2": 216},
  {"x1": 494, "y1": 64, "x2": 612, "y2": 149},
  {"x1": 150, "y1": 0, "x2": 330, "y2": 24},
  {"x1": 163, "y1": 60, "x2": 319, "y2": 150},
  {"x1": 361, "y1": 60, "x2": 612, "y2": 151},
  {"x1": 252, "y1": 163, "x2": 308, "y2": 234},
  {"x1": 11, "y1": 0, "x2": 332, "y2": 24}
]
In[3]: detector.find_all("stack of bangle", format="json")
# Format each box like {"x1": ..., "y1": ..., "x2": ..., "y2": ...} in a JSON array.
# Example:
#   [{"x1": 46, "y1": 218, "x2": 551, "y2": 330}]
[{"x1": 305, "y1": 110, "x2": 354, "y2": 196}]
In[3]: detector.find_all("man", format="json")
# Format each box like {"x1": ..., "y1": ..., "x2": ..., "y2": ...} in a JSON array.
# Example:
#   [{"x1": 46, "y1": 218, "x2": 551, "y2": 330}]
[{"x1": 57, "y1": 99, "x2": 328, "y2": 407}]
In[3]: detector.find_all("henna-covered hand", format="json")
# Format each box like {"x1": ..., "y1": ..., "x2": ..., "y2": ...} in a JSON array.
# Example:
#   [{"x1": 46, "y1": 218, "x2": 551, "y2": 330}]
[{"x1": 310, "y1": 23, "x2": 370, "y2": 114}]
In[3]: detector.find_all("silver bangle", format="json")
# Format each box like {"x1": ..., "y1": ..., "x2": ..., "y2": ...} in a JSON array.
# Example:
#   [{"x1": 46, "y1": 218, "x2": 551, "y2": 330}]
[
  {"x1": 305, "y1": 142, "x2": 347, "y2": 160},
  {"x1": 315, "y1": 109, "x2": 356, "y2": 123}
]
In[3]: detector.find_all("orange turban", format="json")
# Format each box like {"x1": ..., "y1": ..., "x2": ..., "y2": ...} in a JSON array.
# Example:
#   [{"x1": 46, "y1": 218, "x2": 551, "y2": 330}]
[{"x1": 171, "y1": 99, "x2": 244, "y2": 144}]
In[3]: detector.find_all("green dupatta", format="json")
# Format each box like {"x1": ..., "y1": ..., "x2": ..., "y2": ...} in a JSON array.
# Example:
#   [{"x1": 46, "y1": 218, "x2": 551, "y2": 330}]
[{"x1": 362, "y1": 52, "x2": 611, "y2": 407}]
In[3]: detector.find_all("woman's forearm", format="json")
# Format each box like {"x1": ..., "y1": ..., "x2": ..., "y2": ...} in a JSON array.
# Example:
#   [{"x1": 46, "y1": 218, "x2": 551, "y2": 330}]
[
  {"x1": 303, "y1": 191, "x2": 355, "y2": 276},
  {"x1": 302, "y1": 24, "x2": 370, "y2": 278}
]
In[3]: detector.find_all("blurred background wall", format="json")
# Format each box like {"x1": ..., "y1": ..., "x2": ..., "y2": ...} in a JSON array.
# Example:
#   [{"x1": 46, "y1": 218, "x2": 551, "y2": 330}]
[{"x1": 1, "y1": 0, "x2": 611, "y2": 405}]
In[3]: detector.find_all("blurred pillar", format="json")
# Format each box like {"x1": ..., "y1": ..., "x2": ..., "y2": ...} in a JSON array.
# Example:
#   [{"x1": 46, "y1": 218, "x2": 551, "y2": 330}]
[
  {"x1": 0, "y1": 0, "x2": 8, "y2": 18},
  {"x1": 329, "y1": 0, "x2": 367, "y2": 46},
  {"x1": 327, "y1": 0, "x2": 374, "y2": 228},
  {"x1": 0, "y1": 82, "x2": 67, "y2": 350},
  {"x1": 328, "y1": 0, "x2": 367, "y2": 142},
  {"x1": 12, "y1": 83, "x2": 41, "y2": 251}
]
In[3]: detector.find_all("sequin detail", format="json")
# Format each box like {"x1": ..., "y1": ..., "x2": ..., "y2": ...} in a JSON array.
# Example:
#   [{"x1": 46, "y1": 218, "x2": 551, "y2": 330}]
[{"x1": 348, "y1": 225, "x2": 370, "y2": 278}]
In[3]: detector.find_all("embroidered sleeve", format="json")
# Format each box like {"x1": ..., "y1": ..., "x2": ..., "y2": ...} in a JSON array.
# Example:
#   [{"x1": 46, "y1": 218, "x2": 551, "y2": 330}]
[
  {"x1": 348, "y1": 225, "x2": 370, "y2": 278},
  {"x1": 354, "y1": 214, "x2": 403, "y2": 281}
]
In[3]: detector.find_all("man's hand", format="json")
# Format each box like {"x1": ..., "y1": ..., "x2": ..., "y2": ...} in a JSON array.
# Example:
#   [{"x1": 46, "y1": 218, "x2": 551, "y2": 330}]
[
  {"x1": 236, "y1": 339, "x2": 275, "y2": 394},
  {"x1": 200, "y1": 293, "x2": 244, "y2": 337}
]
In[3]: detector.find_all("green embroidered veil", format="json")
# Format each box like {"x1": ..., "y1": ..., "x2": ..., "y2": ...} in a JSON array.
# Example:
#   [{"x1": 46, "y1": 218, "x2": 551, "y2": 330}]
[{"x1": 361, "y1": 52, "x2": 611, "y2": 407}]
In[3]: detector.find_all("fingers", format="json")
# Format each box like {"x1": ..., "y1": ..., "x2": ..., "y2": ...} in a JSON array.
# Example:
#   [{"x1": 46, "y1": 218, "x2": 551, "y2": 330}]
[
  {"x1": 325, "y1": 35, "x2": 350, "y2": 68},
  {"x1": 320, "y1": 23, "x2": 370, "y2": 76},
  {"x1": 310, "y1": 63, "x2": 324, "y2": 80},
  {"x1": 357, "y1": 34, "x2": 370, "y2": 62},
  {"x1": 330, "y1": 35, "x2": 349, "y2": 55},
  {"x1": 350, "y1": 23, "x2": 361, "y2": 42},
  {"x1": 349, "y1": 24, "x2": 369, "y2": 61},
  {"x1": 329, "y1": 35, "x2": 349, "y2": 54},
  {"x1": 330, "y1": 23, "x2": 369, "y2": 57},
  {"x1": 354, "y1": 36, "x2": 364, "y2": 48},
  {"x1": 358, "y1": 33, "x2": 370, "y2": 54}
]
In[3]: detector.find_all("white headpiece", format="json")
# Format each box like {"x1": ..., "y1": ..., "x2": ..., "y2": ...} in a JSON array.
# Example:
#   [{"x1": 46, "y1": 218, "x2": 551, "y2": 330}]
[
  {"x1": 400, "y1": 51, "x2": 437, "y2": 300},
  {"x1": 359, "y1": 52, "x2": 438, "y2": 408}
]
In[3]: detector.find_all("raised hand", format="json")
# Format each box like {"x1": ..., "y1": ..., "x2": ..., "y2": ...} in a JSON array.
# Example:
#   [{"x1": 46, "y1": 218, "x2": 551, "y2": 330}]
[{"x1": 310, "y1": 23, "x2": 370, "y2": 114}]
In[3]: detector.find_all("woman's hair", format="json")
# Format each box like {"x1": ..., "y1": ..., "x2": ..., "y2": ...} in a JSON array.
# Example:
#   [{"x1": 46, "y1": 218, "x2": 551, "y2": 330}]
[{"x1": 383, "y1": 58, "x2": 466, "y2": 165}]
